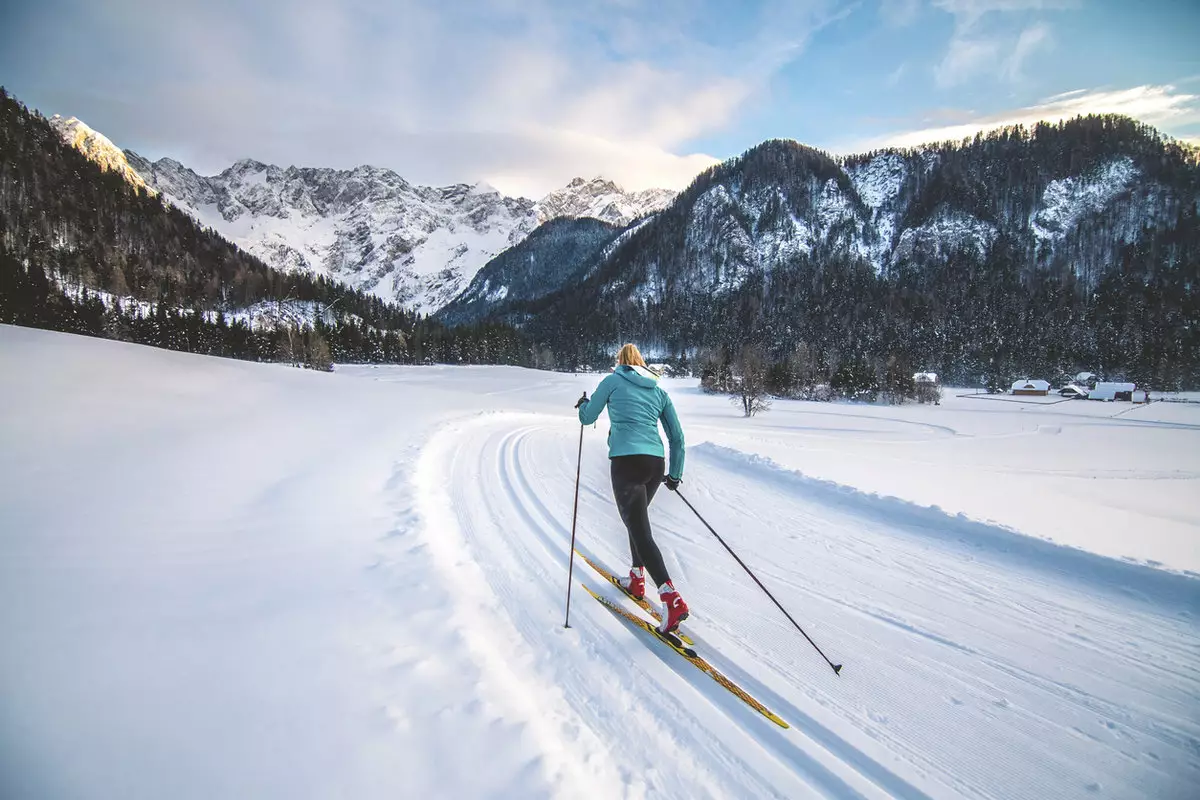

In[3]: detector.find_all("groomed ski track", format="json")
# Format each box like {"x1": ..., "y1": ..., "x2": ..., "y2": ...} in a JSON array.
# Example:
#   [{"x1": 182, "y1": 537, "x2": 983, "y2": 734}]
[{"x1": 415, "y1": 411, "x2": 1199, "y2": 800}]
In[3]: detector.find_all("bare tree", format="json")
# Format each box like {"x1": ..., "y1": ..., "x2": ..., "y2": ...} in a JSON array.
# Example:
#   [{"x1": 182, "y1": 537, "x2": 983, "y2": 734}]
[{"x1": 731, "y1": 345, "x2": 772, "y2": 417}]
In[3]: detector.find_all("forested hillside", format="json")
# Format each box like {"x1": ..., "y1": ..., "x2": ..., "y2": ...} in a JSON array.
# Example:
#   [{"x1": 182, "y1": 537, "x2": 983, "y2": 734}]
[{"x1": 500, "y1": 117, "x2": 1200, "y2": 389}]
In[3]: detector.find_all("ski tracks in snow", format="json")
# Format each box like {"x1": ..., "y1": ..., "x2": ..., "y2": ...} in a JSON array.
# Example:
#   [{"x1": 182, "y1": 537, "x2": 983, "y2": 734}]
[{"x1": 410, "y1": 412, "x2": 1200, "y2": 799}]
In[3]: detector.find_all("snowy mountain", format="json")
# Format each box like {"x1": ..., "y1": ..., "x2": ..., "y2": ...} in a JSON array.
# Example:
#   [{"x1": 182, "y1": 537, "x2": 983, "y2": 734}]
[
  {"x1": 536, "y1": 177, "x2": 676, "y2": 226},
  {"x1": 48, "y1": 116, "x2": 154, "y2": 195},
  {"x1": 121, "y1": 153, "x2": 542, "y2": 315},
  {"x1": 43, "y1": 115, "x2": 675, "y2": 315},
  {"x1": 438, "y1": 217, "x2": 623, "y2": 326},
  {"x1": 106, "y1": 149, "x2": 673, "y2": 315}
]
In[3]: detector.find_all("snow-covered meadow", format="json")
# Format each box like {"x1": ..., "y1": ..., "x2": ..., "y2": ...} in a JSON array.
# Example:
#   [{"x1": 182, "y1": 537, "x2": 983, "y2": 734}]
[{"x1": 1, "y1": 324, "x2": 1197, "y2": 799}]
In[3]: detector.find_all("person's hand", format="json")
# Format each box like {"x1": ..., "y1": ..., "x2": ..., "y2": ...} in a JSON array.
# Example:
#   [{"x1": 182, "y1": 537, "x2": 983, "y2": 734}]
[
  {"x1": 664, "y1": 475, "x2": 681, "y2": 491},
  {"x1": 574, "y1": 392, "x2": 589, "y2": 409}
]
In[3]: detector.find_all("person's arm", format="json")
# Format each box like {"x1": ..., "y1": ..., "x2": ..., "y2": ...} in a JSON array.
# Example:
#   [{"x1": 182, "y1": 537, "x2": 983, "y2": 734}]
[
  {"x1": 660, "y1": 393, "x2": 685, "y2": 480},
  {"x1": 578, "y1": 375, "x2": 617, "y2": 425}
]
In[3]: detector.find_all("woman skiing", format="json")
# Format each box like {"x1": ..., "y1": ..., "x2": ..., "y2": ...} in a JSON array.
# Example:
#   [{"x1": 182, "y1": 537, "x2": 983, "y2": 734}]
[{"x1": 575, "y1": 343, "x2": 689, "y2": 633}]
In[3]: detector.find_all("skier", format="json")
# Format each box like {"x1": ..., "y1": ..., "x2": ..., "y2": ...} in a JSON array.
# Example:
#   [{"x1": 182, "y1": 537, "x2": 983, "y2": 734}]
[{"x1": 575, "y1": 343, "x2": 689, "y2": 633}]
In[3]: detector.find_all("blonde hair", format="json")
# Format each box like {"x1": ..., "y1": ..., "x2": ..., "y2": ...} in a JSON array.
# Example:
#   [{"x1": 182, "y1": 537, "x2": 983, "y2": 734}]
[{"x1": 616, "y1": 343, "x2": 647, "y2": 368}]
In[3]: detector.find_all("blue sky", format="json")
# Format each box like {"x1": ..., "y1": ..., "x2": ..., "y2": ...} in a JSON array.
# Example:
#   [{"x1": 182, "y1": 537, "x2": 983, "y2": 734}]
[{"x1": 2, "y1": 0, "x2": 1197, "y2": 197}]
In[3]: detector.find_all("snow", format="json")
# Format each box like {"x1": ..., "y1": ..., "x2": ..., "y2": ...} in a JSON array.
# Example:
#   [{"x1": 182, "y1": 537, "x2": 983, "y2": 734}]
[
  {"x1": 894, "y1": 210, "x2": 998, "y2": 264},
  {"x1": 49, "y1": 116, "x2": 154, "y2": 195},
  {"x1": 847, "y1": 154, "x2": 906, "y2": 210},
  {"x1": 2, "y1": 325, "x2": 1198, "y2": 799},
  {"x1": 1032, "y1": 158, "x2": 1139, "y2": 242},
  {"x1": 537, "y1": 177, "x2": 675, "y2": 226}
]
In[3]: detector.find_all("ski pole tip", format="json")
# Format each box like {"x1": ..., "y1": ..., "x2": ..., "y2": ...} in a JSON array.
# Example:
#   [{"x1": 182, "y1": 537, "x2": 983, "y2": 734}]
[{"x1": 833, "y1": 664, "x2": 842, "y2": 675}]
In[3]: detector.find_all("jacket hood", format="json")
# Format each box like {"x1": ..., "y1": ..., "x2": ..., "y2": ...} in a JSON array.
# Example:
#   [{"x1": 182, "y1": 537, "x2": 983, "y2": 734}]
[{"x1": 615, "y1": 364, "x2": 660, "y2": 388}]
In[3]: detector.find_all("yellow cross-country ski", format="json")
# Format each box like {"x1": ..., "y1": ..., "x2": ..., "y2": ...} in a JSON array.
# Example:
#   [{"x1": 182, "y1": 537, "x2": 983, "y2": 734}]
[
  {"x1": 574, "y1": 549, "x2": 694, "y2": 645},
  {"x1": 582, "y1": 583, "x2": 789, "y2": 729}
]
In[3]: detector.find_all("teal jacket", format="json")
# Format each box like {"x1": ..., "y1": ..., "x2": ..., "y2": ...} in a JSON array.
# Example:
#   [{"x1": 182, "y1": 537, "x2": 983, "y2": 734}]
[{"x1": 578, "y1": 365, "x2": 685, "y2": 480}]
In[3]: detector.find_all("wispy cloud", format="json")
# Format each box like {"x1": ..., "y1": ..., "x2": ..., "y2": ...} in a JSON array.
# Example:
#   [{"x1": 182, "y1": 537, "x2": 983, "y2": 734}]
[
  {"x1": 1002, "y1": 22, "x2": 1053, "y2": 81},
  {"x1": 844, "y1": 84, "x2": 1200, "y2": 151},
  {"x1": 879, "y1": 0, "x2": 923, "y2": 26},
  {"x1": 886, "y1": 63, "x2": 910, "y2": 87},
  {"x1": 932, "y1": 0, "x2": 1076, "y2": 87}
]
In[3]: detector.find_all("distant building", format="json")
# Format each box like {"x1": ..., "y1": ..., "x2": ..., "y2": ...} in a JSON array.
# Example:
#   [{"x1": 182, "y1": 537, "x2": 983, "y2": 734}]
[
  {"x1": 1011, "y1": 379, "x2": 1050, "y2": 396},
  {"x1": 1075, "y1": 371, "x2": 1097, "y2": 387},
  {"x1": 1089, "y1": 382, "x2": 1136, "y2": 401},
  {"x1": 1058, "y1": 384, "x2": 1089, "y2": 399},
  {"x1": 913, "y1": 372, "x2": 941, "y2": 404}
]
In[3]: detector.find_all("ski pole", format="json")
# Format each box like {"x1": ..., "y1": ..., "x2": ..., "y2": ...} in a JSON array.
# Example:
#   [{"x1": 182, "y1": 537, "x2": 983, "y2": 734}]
[
  {"x1": 563, "y1": 395, "x2": 587, "y2": 628},
  {"x1": 674, "y1": 489, "x2": 843, "y2": 675}
]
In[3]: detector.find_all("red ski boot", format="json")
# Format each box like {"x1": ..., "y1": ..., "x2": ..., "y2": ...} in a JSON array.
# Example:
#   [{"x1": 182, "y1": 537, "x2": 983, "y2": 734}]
[
  {"x1": 657, "y1": 582, "x2": 689, "y2": 634},
  {"x1": 617, "y1": 567, "x2": 645, "y2": 600}
]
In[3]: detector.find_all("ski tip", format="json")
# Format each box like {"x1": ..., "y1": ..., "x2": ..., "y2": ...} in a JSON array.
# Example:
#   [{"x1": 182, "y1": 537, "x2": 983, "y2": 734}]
[{"x1": 832, "y1": 664, "x2": 843, "y2": 676}]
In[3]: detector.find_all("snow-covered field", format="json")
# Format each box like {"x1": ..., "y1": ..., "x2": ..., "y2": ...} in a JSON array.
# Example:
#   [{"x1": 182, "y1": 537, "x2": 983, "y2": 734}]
[{"x1": 1, "y1": 325, "x2": 1197, "y2": 799}]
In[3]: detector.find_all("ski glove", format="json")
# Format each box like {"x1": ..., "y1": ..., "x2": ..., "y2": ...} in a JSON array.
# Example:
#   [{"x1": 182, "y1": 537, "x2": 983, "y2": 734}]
[
  {"x1": 663, "y1": 475, "x2": 681, "y2": 491},
  {"x1": 574, "y1": 392, "x2": 589, "y2": 409}
]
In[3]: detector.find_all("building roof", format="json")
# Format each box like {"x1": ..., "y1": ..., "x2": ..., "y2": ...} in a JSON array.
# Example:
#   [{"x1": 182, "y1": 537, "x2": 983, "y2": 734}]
[{"x1": 1012, "y1": 379, "x2": 1051, "y2": 391}]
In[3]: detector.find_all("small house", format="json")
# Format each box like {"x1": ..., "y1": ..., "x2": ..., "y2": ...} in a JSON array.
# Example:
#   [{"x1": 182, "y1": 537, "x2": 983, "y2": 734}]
[
  {"x1": 913, "y1": 373, "x2": 941, "y2": 404},
  {"x1": 1011, "y1": 379, "x2": 1050, "y2": 396},
  {"x1": 1075, "y1": 371, "x2": 1098, "y2": 388},
  {"x1": 1088, "y1": 382, "x2": 1136, "y2": 401}
]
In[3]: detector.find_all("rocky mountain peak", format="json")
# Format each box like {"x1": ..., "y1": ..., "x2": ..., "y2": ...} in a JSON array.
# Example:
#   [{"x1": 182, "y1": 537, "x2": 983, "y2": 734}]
[{"x1": 49, "y1": 115, "x2": 154, "y2": 195}]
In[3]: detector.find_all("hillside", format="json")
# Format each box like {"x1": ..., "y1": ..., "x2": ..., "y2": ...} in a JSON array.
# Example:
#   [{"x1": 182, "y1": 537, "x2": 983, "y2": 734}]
[{"x1": 495, "y1": 118, "x2": 1200, "y2": 388}]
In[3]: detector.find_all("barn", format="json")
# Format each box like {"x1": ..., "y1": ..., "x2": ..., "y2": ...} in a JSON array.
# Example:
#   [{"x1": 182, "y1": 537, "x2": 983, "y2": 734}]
[{"x1": 1011, "y1": 379, "x2": 1050, "y2": 396}]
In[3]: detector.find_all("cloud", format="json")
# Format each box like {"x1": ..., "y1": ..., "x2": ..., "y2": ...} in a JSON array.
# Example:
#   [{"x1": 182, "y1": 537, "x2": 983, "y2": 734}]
[
  {"x1": 879, "y1": 0, "x2": 922, "y2": 26},
  {"x1": 935, "y1": 36, "x2": 1003, "y2": 87},
  {"x1": 843, "y1": 84, "x2": 1200, "y2": 151},
  {"x1": 932, "y1": 0, "x2": 1075, "y2": 87},
  {"x1": 1002, "y1": 23, "x2": 1052, "y2": 81},
  {"x1": 886, "y1": 63, "x2": 910, "y2": 87},
  {"x1": 1, "y1": 0, "x2": 848, "y2": 197},
  {"x1": 931, "y1": 0, "x2": 1078, "y2": 27}
]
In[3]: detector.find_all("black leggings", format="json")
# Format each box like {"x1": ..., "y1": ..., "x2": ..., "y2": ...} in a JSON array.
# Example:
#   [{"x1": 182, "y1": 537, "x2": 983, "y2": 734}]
[{"x1": 610, "y1": 454, "x2": 670, "y2": 588}]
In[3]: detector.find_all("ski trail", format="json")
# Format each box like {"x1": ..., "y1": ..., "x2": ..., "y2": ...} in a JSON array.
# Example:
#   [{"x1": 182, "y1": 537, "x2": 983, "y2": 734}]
[
  {"x1": 413, "y1": 413, "x2": 958, "y2": 798},
  {"x1": 412, "y1": 411, "x2": 1200, "y2": 799}
]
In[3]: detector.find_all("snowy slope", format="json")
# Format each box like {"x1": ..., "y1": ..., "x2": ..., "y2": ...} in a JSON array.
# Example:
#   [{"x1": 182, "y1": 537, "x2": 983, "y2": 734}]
[
  {"x1": 2, "y1": 325, "x2": 1198, "y2": 799},
  {"x1": 49, "y1": 116, "x2": 154, "y2": 195}
]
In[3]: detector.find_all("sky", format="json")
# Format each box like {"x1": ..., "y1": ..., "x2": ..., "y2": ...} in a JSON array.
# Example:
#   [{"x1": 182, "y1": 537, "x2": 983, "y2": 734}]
[{"x1": 2, "y1": 0, "x2": 1198, "y2": 198}]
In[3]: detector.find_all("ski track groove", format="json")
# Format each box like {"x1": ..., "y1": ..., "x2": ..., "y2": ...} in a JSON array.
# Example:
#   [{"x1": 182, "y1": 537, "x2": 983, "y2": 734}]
[{"x1": 417, "y1": 412, "x2": 1200, "y2": 800}]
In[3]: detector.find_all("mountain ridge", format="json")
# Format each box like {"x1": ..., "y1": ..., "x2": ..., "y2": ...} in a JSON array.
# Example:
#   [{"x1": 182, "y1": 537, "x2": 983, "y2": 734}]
[{"x1": 49, "y1": 129, "x2": 678, "y2": 314}]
